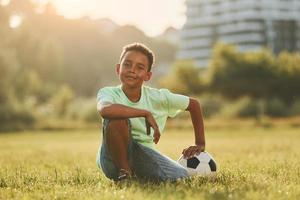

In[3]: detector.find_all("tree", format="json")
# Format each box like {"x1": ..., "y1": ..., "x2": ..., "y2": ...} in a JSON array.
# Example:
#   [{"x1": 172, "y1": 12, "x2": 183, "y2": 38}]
[
  {"x1": 50, "y1": 85, "x2": 74, "y2": 117},
  {"x1": 159, "y1": 60, "x2": 203, "y2": 95},
  {"x1": 276, "y1": 52, "x2": 300, "y2": 103},
  {"x1": 208, "y1": 43, "x2": 277, "y2": 99}
]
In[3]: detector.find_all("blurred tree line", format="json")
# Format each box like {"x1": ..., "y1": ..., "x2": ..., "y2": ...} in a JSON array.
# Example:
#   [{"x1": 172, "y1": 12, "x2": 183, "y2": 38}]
[
  {"x1": 160, "y1": 43, "x2": 300, "y2": 119},
  {"x1": 1, "y1": 1, "x2": 299, "y2": 131},
  {"x1": 0, "y1": 0, "x2": 176, "y2": 131}
]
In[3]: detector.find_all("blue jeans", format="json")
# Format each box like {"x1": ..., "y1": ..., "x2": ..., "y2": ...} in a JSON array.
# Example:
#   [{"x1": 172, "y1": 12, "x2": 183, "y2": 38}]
[{"x1": 96, "y1": 119, "x2": 188, "y2": 181}]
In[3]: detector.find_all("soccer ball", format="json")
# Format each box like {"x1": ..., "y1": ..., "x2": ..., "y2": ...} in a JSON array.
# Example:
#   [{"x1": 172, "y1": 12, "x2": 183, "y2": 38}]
[{"x1": 177, "y1": 151, "x2": 217, "y2": 176}]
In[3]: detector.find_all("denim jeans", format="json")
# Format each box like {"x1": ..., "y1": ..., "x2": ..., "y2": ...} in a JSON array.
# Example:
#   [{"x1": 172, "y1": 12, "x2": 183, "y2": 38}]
[{"x1": 96, "y1": 119, "x2": 188, "y2": 181}]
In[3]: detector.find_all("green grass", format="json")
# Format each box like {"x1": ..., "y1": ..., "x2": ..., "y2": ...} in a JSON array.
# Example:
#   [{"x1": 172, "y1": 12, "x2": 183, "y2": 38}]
[{"x1": 0, "y1": 126, "x2": 300, "y2": 200}]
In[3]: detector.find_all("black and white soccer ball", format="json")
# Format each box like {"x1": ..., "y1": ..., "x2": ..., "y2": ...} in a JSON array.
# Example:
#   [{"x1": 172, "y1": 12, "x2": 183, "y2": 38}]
[{"x1": 177, "y1": 151, "x2": 217, "y2": 176}]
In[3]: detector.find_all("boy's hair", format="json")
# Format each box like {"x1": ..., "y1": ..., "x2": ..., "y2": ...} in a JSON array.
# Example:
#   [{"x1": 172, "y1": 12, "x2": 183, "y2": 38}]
[{"x1": 119, "y1": 43, "x2": 155, "y2": 72}]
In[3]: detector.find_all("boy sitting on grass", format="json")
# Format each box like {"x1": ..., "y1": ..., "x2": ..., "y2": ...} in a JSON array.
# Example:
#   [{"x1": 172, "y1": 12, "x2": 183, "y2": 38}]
[{"x1": 96, "y1": 43, "x2": 206, "y2": 181}]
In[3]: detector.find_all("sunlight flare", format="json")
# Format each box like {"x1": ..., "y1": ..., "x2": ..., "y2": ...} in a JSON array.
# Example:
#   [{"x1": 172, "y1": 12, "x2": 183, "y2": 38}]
[
  {"x1": 9, "y1": 14, "x2": 23, "y2": 29},
  {"x1": 0, "y1": 0, "x2": 10, "y2": 6}
]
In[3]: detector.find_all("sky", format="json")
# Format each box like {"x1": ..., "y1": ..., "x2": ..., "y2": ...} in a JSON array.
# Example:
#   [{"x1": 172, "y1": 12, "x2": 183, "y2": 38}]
[{"x1": 33, "y1": 0, "x2": 187, "y2": 36}]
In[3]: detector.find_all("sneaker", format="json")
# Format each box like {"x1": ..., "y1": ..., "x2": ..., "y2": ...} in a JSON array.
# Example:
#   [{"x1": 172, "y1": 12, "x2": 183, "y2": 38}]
[{"x1": 117, "y1": 169, "x2": 132, "y2": 181}]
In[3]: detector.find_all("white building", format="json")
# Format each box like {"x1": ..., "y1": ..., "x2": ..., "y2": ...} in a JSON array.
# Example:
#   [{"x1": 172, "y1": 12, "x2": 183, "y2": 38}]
[{"x1": 177, "y1": 0, "x2": 300, "y2": 67}]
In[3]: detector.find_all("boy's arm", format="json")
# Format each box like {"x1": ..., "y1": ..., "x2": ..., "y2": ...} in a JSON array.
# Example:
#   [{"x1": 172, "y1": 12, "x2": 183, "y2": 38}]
[
  {"x1": 99, "y1": 103, "x2": 161, "y2": 143},
  {"x1": 182, "y1": 97, "x2": 206, "y2": 158},
  {"x1": 99, "y1": 102, "x2": 148, "y2": 119}
]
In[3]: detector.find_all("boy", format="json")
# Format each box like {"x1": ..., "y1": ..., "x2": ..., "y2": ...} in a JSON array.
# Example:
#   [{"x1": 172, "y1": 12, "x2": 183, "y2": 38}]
[{"x1": 96, "y1": 43, "x2": 205, "y2": 181}]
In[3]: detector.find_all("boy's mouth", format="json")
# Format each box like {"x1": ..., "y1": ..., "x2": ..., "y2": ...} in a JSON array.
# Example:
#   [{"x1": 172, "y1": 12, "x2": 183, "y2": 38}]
[{"x1": 125, "y1": 76, "x2": 137, "y2": 80}]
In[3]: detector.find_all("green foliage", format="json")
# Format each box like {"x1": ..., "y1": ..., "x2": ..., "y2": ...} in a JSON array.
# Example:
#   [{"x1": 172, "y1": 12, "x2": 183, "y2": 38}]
[
  {"x1": 197, "y1": 94, "x2": 224, "y2": 118},
  {"x1": 0, "y1": 0, "x2": 178, "y2": 131},
  {"x1": 28, "y1": 14, "x2": 176, "y2": 96},
  {"x1": 289, "y1": 100, "x2": 300, "y2": 116},
  {"x1": 208, "y1": 43, "x2": 277, "y2": 99},
  {"x1": 275, "y1": 52, "x2": 300, "y2": 103},
  {"x1": 50, "y1": 85, "x2": 74, "y2": 117},
  {"x1": 159, "y1": 60, "x2": 203, "y2": 95},
  {"x1": 219, "y1": 97, "x2": 260, "y2": 118},
  {"x1": 0, "y1": 99, "x2": 35, "y2": 132},
  {"x1": 13, "y1": 70, "x2": 43, "y2": 102},
  {"x1": 208, "y1": 43, "x2": 300, "y2": 103},
  {"x1": 82, "y1": 105, "x2": 100, "y2": 123},
  {"x1": 0, "y1": 53, "x2": 10, "y2": 103},
  {"x1": 204, "y1": 43, "x2": 300, "y2": 118},
  {"x1": 265, "y1": 98, "x2": 288, "y2": 117},
  {"x1": 66, "y1": 98, "x2": 101, "y2": 122},
  {"x1": 235, "y1": 98, "x2": 261, "y2": 118},
  {"x1": 2, "y1": 0, "x2": 300, "y2": 130}
]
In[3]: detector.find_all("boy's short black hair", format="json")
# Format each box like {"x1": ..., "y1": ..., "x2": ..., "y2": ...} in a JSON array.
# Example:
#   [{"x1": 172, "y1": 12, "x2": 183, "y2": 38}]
[{"x1": 119, "y1": 43, "x2": 155, "y2": 72}]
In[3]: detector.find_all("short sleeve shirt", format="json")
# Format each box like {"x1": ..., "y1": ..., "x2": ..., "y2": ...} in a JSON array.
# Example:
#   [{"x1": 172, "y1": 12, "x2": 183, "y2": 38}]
[{"x1": 97, "y1": 85, "x2": 189, "y2": 149}]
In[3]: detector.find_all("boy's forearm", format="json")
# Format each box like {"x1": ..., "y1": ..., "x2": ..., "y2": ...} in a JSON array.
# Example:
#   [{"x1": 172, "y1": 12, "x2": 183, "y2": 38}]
[
  {"x1": 99, "y1": 103, "x2": 149, "y2": 119},
  {"x1": 187, "y1": 98, "x2": 206, "y2": 146}
]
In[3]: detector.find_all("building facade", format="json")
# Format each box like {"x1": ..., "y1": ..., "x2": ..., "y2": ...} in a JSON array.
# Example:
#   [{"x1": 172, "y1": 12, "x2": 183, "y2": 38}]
[{"x1": 177, "y1": 0, "x2": 300, "y2": 66}]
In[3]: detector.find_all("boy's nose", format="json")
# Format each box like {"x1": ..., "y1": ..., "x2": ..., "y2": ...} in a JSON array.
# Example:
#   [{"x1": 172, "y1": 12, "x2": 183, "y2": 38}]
[{"x1": 129, "y1": 66, "x2": 137, "y2": 73}]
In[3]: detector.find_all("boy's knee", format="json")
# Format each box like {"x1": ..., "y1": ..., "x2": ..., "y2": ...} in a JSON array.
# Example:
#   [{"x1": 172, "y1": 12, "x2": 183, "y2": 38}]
[{"x1": 106, "y1": 119, "x2": 129, "y2": 132}]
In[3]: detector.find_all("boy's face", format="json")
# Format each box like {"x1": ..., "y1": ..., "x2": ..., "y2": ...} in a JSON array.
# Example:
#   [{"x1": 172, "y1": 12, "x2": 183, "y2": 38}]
[{"x1": 116, "y1": 50, "x2": 152, "y2": 89}]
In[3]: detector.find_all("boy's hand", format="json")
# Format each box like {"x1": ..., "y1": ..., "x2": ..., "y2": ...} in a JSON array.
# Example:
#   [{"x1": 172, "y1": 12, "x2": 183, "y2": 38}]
[
  {"x1": 145, "y1": 112, "x2": 160, "y2": 144},
  {"x1": 182, "y1": 144, "x2": 205, "y2": 159}
]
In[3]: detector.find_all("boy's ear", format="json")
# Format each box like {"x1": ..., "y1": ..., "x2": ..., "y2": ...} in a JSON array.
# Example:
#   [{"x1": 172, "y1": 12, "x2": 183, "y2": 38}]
[
  {"x1": 144, "y1": 71, "x2": 152, "y2": 81},
  {"x1": 115, "y1": 64, "x2": 120, "y2": 75}
]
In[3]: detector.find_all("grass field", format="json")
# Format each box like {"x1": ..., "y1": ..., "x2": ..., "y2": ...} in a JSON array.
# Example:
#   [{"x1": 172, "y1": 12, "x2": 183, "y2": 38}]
[{"x1": 0, "y1": 126, "x2": 300, "y2": 200}]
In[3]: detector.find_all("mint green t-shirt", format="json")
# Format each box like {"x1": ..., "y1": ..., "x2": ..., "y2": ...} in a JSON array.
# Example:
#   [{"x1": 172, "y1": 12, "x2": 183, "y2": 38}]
[{"x1": 96, "y1": 85, "x2": 189, "y2": 149}]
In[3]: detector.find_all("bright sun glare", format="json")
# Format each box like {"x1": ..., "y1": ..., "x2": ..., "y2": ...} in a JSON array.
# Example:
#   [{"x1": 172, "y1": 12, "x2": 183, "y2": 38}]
[
  {"x1": 35, "y1": 0, "x2": 186, "y2": 36},
  {"x1": 0, "y1": 0, "x2": 10, "y2": 6},
  {"x1": 2, "y1": 0, "x2": 185, "y2": 35},
  {"x1": 9, "y1": 14, "x2": 23, "y2": 29}
]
